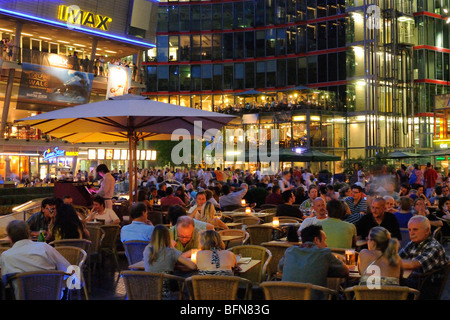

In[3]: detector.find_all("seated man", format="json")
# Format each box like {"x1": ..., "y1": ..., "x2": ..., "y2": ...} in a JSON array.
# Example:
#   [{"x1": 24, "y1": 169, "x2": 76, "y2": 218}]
[
  {"x1": 169, "y1": 216, "x2": 201, "y2": 256},
  {"x1": 320, "y1": 199, "x2": 357, "y2": 249},
  {"x1": 343, "y1": 184, "x2": 367, "y2": 224},
  {"x1": 355, "y1": 197, "x2": 402, "y2": 242},
  {"x1": 0, "y1": 220, "x2": 71, "y2": 299},
  {"x1": 86, "y1": 196, "x2": 120, "y2": 225},
  {"x1": 399, "y1": 215, "x2": 448, "y2": 300},
  {"x1": 26, "y1": 197, "x2": 57, "y2": 238},
  {"x1": 219, "y1": 183, "x2": 248, "y2": 210},
  {"x1": 265, "y1": 185, "x2": 284, "y2": 206},
  {"x1": 160, "y1": 187, "x2": 186, "y2": 207},
  {"x1": 276, "y1": 190, "x2": 303, "y2": 219},
  {"x1": 298, "y1": 197, "x2": 328, "y2": 232},
  {"x1": 120, "y1": 202, "x2": 154, "y2": 242},
  {"x1": 278, "y1": 225, "x2": 349, "y2": 300}
]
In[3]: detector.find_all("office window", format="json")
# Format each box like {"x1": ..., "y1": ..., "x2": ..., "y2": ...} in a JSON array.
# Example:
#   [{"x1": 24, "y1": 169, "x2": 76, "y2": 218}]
[
  {"x1": 213, "y1": 64, "x2": 223, "y2": 90},
  {"x1": 298, "y1": 57, "x2": 307, "y2": 84},
  {"x1": 318, "y1": 54, "x2": 327, "y2": 82},
  {"x1": 276, "y1": 28, "x2": 286, "y2": 55},
  {"x1": 201, "y1": 5, "x2": 212, "y2": 31},
  {"x1": 307, "y1": 24, "x2": 317, "y2": 51},
  {"x1": 223, "y1": 33, "x2": 233, "y2": 59},
  {"x1": 223, "y1": 3, "x2": 233, "y2": 29},
  {"x1": 277, "y1": 59, "x2": 286, "y2": 87},
  {"x1": 157, "y1": 35, "x2": 168, "y2": 62},
  {"x1": 224, "y1": 64, "x2": 234, "y2": 89},
  {"x1": 308, "y1": 55, "x2": 317, "y2": 83},
  {"x1": 168, "y1": 6, "x2": 179, "y2": 32},
  {"x1": 146, "y1": 66, "x2": 157, "y2": 92},
  {"x1": 169, "y1": 65, "x2": 179, "y2": 91},
  {"x1": 179, "y1": 6, "x2": 190, "y2": 31},
  {"x1": 157, "y1": 7, "x2": 168, "y2": 32},
  {"x1": 234, "y1": 32, "x2": 244, "y2": 59},
  {"x1": 201, "y1": 34, "x2": 212, "y2": 60},
  {"x1": 179, "y1": 35, "x2": 190, "y2": 61},
  {"x1": 245, "y1": 31, "x2": 255, "y2": 58},
  {"x1": 266, "y1": 29, "x2": 276, "y2": 56},
  {"x1": 256, "y1": 61, "x2": 265, "y2": 88},
  {"x1": 255, "y1": 0, "x2": 265, "y2": 26},
  {"x1": 266, "y1": 60, "x2": 276, "y2": 87},
  {"x1": 158, "y1": 66, "x2": 169, "y2": 91},
  {"x1": 234, "y1": 63, "x2": 244, "y2": 89},
  {"x1": 212, "y1": 4, "x2": 222, "y2": 30},
  {"x1": 287, "y1": 27, "x2": 296, "y2": 54},
  {"x1": 202, "y1": 64, "x2": 212, "y2": 90},
  {"x1": 191, "y1": 5, "x2": 201, "y2": 31},
  {"x1": 169, "y1": 36, "x2": 178, "y2": 62},
  {"x1": 244, "y1": 1, "x2": 255, "y2": 28},
  {"x1": 191, "y1": 35, "x2": 201, "y2": 61},
  {"x1": 318, "y1": 23, "x2": 327, "y2": 50},
  {"x1": 287, "y1": 58, "x2": 297, "y2": 85},
  {"x1": 212, "y1": 34, "x2": 222, "y2": 60},
  {"x1": 245, "y1": 62, "x2": 255, "y2": 88},
  {"x1": 191, "y1": 65, "x2": 201, "y2": 91},
  {"x1": 180, "y1": 65, "x2": 191, "y2": 91},
  {"x1": 327, "y1": 20, "x2": 337, "y2": 49},
  {"x1": 256, "y1": 30, "x2": 265, "y2": 57}
]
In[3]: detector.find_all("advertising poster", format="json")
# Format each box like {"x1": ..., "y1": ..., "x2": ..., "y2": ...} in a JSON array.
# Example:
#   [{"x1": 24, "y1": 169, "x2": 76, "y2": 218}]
[
  {"x1": 106, "y1": 63, "x2": 131, "y2": 99},
  {"x1": 17, "y1": 62, "x2": 93, "y2": 111}
]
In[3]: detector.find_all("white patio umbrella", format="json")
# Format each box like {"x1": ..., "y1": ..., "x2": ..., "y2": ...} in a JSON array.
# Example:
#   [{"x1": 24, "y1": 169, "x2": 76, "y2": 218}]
[{"x1": 16, "y1": 95, "x2": 236, "y2": 201}]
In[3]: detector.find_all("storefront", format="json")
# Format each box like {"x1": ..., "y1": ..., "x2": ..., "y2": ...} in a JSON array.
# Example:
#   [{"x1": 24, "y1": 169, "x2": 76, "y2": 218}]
[
  {"x1": 0, "y1": 152, "x2": 39, "y2": 181},
  {"x1": 38, "y1": 147, "x2": 79, "y2": 180}
]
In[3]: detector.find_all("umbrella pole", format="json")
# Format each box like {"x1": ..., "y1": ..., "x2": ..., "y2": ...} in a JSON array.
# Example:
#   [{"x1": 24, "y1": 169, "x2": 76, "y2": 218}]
[
  {"x1": 128, "y1": 133, "x2": 134, "y2": 204},
  {"x1": 134, "y1": 137, "x2": 138, "y2": 203}
]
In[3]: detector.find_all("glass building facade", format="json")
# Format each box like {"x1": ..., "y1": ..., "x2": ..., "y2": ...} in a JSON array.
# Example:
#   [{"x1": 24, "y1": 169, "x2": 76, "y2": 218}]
[{"x1": 144, "y1": 0, "x2": 450, "y2": 167}]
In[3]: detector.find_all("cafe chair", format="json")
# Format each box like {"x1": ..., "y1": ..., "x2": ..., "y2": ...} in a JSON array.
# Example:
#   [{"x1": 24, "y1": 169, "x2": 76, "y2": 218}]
[
  {"x1": 49, "y1": 239, "x2": 92, "y2": 253},
  {"x1": 260, "y1": 204, "x2": 277, "y2": 210},
  {"x1": 123, "y1": 240, "x2": 150, "y2": 266},
  {"x1": 399, "y1": 228, "x2": 411, "y2": 248},
  {"x1": 121, "y1": 270, "x2": 186, "y2": 300},
  {"x1": 7, "y1": 270, "x2": 67, "y2": 300},
  {"x1": 257, "y1": 208, "x2": 278, "y2": 214},
  {"x1": 54, "y1": 246, "x2": 88, "y2": 300},
  {"x1": 344, "y1": 285, "x2": 420, "y2": 300},
  {"x1": 234, "y1": 216, "x2": 262, "y2": 226},
  {"x1": 261, "y1": 281, "x2": 338, "y2": 300},
  {"x1": 147, "y1": 211, "x2": 164, "y2": 225},
  {"x1": 100, "y1": 225, "x2": 121, "y2": 272},
  {"x1": 218, "y1": 229, "x2": 250, "y2": 248},
  {"x1": 228, "y1": 245, "x2": 272, "y2": 285},
  {"x1": 261, "y1": 242, "x2": 294, "y2": 280},
  {"x1": 73, "y1": 205, "x2": 90, "y2": 220},
  {"x1": 276, "y1": 216, "x2": 303, "y2": 223},
  {"x1": 186, "y1": 275, "x2": 252, "y2": 300},
  {"x1": 246, "y1": 225, "x2": 284, "y2": 245},
  {"x1": 222, "y1": 204, "x2": 245, "y2": 212},
  {"x1": 85, "y1": 225, "x2": 105, "y2": 292},
  {"x1": 410, "y1": 261, "x2": 450, "y2": 300}
]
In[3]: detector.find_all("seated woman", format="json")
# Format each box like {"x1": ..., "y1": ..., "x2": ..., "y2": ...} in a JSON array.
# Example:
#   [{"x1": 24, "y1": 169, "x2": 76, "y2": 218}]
[
  {"x1": 143, "y1": 224, "x2": 197, "y2": 273},
  {"x1": 393, "y1": 196, "x2": 414, "y2": 229},
  {"x1": 358, "y1": 226, "x2": 402, "y2": 286},
  {"x1": 194, "y1": 202, "x2": 228, "y2": 230},
  {"x1": 143, "y1": 225, "x2": 197, "y2": 299},
  {"x1": 47, "y1": 204, "x2": 90, "y2": 241},
  {"x1": 196, "y1": 230, "x2": 237, "y2": 276}
]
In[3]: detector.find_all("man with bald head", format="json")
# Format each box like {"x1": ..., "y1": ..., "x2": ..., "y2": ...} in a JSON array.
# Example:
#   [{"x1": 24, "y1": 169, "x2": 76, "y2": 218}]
[
  {"x1": 399, "y1": 215, "x2": 447, "y2": 299},
  {"x1": 355, "y1": 197, "x2": 401, "y2": 242},
  {"x1": 298, "y1": 197, "x2": 328, "y2": 232},
  {"x1": 170, "y1": 215, "x2": 200, "y2": 257}
]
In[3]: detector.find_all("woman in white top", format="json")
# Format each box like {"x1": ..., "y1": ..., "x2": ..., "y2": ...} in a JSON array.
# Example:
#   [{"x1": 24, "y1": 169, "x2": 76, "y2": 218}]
[
  {"x1": 194, "y1": 202, "x2": 228, "y2": 230},
  {"x1": 86, "y1": 195, "x2": 120, "y2": 225}
]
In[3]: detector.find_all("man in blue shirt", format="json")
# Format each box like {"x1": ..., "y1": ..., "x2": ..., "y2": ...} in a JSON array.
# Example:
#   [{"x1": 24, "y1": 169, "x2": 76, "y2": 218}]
[
  {"x1": 278, "y1": 225, "x2": 348, "y2": 299},
  {"x1": 120, "y1": 202, "x2": 154, "y2": 242}
]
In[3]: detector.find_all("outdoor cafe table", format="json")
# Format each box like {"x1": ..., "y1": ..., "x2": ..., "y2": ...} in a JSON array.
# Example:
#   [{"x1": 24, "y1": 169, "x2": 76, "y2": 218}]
[
  {"x1": 128, "y1": 258, "x2": 261, "y2": 274},
  {"x1": 222, "y1": 211, "x2": 275, "y2": 223},
  {"x1": 221, "y1": 235, "x2": 246, "y2": 248},
  {"x1": 225, "y1": 222, "x2": 243, "y2": 229}
]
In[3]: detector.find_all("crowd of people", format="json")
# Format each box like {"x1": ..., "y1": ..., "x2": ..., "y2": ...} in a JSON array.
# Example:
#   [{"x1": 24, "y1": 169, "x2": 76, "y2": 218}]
[{"x1": 0, "y1": 161, "x2": 449, "y2": 300}]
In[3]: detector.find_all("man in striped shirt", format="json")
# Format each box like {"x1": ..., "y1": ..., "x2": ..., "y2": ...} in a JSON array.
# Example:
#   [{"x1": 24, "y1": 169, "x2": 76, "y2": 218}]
[{"x1": 343, "y1": 184, "x2": 367, "y2": 224}]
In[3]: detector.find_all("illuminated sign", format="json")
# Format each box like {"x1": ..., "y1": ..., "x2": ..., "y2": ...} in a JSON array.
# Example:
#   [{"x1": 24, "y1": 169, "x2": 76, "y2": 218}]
[
  {"x1": 58, "y1": 5, "x2": 112, "y2": 31},
  {"x1": 43, "y1": 147, "x2": 65, "y2": 161},
  {"x1": 66, "y1": 151, "x2": 79, "y2": 156}
]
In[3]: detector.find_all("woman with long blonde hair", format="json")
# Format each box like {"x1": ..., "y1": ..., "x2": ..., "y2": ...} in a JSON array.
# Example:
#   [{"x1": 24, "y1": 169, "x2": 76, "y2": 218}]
[
  {"x1": 143, "y1": 225, "x2": 197, "y2": 273},
  {"x1": 194, "y1": 202, "x2": 229, "y2": 230},
  {"x1": 358, "y1": 226, "x2": 402, "y2": 286}
]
